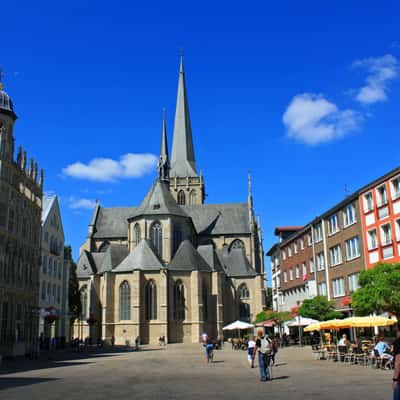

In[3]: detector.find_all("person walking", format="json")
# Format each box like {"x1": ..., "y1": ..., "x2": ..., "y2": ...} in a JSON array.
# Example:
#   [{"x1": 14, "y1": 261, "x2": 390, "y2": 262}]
[
  {"x1": 135, "y1": 336, "x2": 140, "y2": 351},
  {"x1": 253, "y1": 330, "x2": 273, "y2": 381},
  {"x1": 205, "y1": 338, "x2": 214, "y2": 363},
  {"x1": 247, "y1": 335, "x2": 256, "y2": 368},
  {"x1": 392, "y1": 332, "x2": 400, "y2": 399}
]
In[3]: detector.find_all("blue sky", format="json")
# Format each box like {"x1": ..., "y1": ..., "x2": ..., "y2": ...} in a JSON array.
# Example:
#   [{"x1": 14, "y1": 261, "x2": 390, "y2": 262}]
[{"x1": 2, "y1": 1, "x2": 400, "y2": 280}]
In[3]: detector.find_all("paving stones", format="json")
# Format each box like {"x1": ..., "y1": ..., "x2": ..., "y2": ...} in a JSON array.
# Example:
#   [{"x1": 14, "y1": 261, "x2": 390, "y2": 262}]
[{"x1": 0, "y1": 345, "x2": 392, "y2": 400}]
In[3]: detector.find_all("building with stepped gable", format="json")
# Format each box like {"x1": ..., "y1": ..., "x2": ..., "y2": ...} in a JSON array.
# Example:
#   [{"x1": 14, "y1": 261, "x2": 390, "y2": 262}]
[{"x1": 74, "y1": 58, "x2": 266, "y2": 344}]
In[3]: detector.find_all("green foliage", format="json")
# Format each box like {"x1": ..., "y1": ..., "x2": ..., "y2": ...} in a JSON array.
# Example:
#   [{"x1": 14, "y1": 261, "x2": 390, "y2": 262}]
[
  {"x1": 352, "y1": 263, "x2": 400, "y2": 318},
  {"x1": 254, "y1": 310, "x2": 292, "y2": 325},
  {"x1": 298, "y1": 295, "x2": 343, "y2": 321},
  {"x1": 66, "y1": 246, "x2": 82, "y2": 323},
  {"x1": 265, "y1": 287, "x2": 273, "y2": 310},
  {"x1": 255, "y1": 311, "x2": 270, "y2": 323}
]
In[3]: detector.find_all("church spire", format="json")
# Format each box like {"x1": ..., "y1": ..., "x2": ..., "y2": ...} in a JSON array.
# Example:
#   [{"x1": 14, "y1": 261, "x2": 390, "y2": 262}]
[
  {"x1": 158, "y1": 110, "x2": 170, "y2": 182},
  {"x1": 170, "y1": 56, "x2": 197, "y2": 177}
]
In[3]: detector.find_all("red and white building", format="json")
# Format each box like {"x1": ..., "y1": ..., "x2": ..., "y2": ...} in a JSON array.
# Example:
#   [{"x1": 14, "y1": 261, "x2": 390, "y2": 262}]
[{"x1": 360, "y1": 168, "x2": 400, "y2": 269}]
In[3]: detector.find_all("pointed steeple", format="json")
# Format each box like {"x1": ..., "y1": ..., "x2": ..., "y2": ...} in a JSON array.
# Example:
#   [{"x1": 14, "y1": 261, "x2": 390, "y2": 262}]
[
  {"x1": 248, "y1": 172, "x2": 255, "y2": 230},
  {"x1": 170, "y1": 56, "x2": 197, "y2": 177},
  {"x1": 158, "y1": 110, "x2": 170, "y2": 182}
]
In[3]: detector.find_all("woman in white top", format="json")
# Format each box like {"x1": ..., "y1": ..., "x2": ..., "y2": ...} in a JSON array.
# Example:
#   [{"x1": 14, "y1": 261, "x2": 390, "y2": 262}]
[{"x1": 247, "y1": 336, "x2": 256, "y2": 368}]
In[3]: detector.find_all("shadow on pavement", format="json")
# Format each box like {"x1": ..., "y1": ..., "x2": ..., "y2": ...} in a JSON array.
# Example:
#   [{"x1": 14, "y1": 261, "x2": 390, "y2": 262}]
[
  {"x1": 274, "y1": 363, "x2": 287, "y2": 367},
  {"x1": 272, "y1": 375, "x2": 290, "y2": 380},
  {"x1": 0, "y1": 377, "x2": 59, "y2": 390},
  {"x1": 0, "y1": 346, "x2": 164, "y2": 375}
]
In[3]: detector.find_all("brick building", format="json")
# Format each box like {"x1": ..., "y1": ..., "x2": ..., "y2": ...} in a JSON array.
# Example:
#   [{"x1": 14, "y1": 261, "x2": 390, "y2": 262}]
[{"x1": 268, "y1": 168, "x2": 400, "y2": 315}]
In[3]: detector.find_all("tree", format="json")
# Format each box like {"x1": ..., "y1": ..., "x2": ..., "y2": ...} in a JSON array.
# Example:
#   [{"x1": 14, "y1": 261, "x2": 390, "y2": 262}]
[
  {"x1": 65, "y1": 246, "x2": 81, "y2": 325},
  {"x1": 352, "y1": 263, "x2": 400, "y2": 319},
  {"x1": 254, "y1": 310, "x2": 292, "y2": 324},
  {"x1": 265, "y1": 287, "x2": 273, "y2": 310},
  {"x1": 298, "y1": 295, "x2": 343, "y2": 321}
]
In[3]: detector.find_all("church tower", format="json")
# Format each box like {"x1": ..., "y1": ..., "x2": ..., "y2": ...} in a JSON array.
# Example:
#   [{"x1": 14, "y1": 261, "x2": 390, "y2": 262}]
[{"x1": 169, "y1": 57, "x2": 205, "y2": 205}]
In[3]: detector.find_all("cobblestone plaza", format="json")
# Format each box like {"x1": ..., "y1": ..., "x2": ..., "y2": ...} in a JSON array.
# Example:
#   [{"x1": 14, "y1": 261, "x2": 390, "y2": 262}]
[{"x1": 0, "y1": 345, "x2": 391, "y2": 399}]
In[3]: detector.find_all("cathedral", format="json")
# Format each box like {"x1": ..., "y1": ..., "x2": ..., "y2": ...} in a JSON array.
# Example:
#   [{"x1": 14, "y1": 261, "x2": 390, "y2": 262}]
[{"x1": 75, "y1": 58, "x2": 266, "y2": 344}]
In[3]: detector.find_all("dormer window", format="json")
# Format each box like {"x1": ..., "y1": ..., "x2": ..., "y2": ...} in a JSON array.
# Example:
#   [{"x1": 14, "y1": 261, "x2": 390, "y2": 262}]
[{"x1": 153, "y1": 204, "x2": 160, "y2": 210}]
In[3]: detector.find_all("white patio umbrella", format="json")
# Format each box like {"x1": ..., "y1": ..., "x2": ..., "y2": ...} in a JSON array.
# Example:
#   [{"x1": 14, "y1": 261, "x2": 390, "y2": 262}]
[
  {"x1": 223, "y1": 320, "x2": 254, "y2": 330},
  {"x1": 286, "y1": 317, "x2": 319, "y2": 327},
  {"x1": 223, "y1": 320, "x2": 254, "y2": 338}
]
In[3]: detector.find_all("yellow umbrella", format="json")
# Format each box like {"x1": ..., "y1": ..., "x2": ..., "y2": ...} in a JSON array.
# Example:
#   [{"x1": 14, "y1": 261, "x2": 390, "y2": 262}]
[
  {"x1": 345, "y1": 316, "x2": 397, "y2": 328},
  {"x1": 304, "y1": 322, "x2": 323, "y2": 332},
  {"x1": 319, "y1": 319, "x2": 352, "y2": 330}
]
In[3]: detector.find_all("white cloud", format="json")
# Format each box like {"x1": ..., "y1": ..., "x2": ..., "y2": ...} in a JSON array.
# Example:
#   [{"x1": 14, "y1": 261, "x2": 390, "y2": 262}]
[
  {"x1": 62, "y1": 153, "x2": 158, "y2": 182},
  {"x1": 353, "y1": 54, "x2": 399, "y2": 104},
  {"x1": 68, "y1": 197, "x2": 97, "y2": 210},
  {"x1": 283, "y1": 93, "x2": 359, "y2": 145}
]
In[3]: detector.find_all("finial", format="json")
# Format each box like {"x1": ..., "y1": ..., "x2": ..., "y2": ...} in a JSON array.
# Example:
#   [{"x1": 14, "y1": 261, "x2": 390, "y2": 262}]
[
  {"x1": 39, "y1": 168, "x2": 44, "y2": 188},
  {"x1": 22, "y1": 151, "x2": 27, "y2": 171},
  {"x1": 17, "y1": 145, "x2": 22, "y2": 167},
  {"x1": 29, "y1": 158, "x2": 34, "y2": 178},
  {"x1": 34, "y1": 162, "x2": 38, "y2": 182}
]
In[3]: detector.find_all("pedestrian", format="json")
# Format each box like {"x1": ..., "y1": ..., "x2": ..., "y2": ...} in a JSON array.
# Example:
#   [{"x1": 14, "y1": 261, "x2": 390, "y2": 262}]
[
  {"x1": 205, "y1": 337, "x2": 214, "y2": 363},
  {"x1": 253, "y1": 330, "x2": 273, "y2": 382},
  {"x1": 111, "y1": 335, "x2": 115, "y2": 346},
  {"x1": 393, "y1": 331, "x2": 400, "y2": 399},
  {"x1": 247, "y1": 335, "x2": 256, "y2": 368},
  {"x1": 135, "y1": 336, "x2": 140, "y2": 351},
  {"x1": 271, "y1": 337, "x2": 278, "y2": 366},
  {"x1": 201, "y1": 332, "x2": 208, "y2": 346}
]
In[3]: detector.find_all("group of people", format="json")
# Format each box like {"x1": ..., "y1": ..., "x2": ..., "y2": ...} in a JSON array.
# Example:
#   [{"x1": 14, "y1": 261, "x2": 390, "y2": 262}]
[{"x1": 336, "y1": 333, "x2": 395, "y2": 369}]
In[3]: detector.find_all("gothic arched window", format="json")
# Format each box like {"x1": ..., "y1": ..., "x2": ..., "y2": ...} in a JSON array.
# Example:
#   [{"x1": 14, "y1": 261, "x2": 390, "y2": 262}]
[
  {"x1": 134, "y1": 224, "x2": 141, "y2": 246},
  {"x1": 177, "y1": 190, "x2": 186, "y2": 205},
  {"x1": 173, "y1": 280, "x2": 185, "y2": 320},
  {"x1": 229, "y1": 239, "x2": 245, "y2": 251},
  {"x1": 238, "y1": 283, "x2": 250, "y2": 300},
  {"x1": 81, "y1": 285, "x2": 88, "y2": 319},
  {"x1": 145, "y1": 280, "x2": 157, "y2": 320},
  {"x1": 119, "y1": 281, "x2": 131, "y2": 320},
  {"x1": 150, "y1": 222, "x2": 162, "y2": 257},
  {"x1": 189, "y1": 190, "x2": 196, "y2": 205},
  {"x1": 202, "y1": 282, "x2": 208, "y2": 321},
  {"x1": 173, "y1": 225, "x2": 182, "y2": 255}
]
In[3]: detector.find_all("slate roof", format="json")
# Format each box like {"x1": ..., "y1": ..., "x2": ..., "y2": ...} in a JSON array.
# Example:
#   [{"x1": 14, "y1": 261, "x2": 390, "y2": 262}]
[
  {"x1": 90, "y1": 201, "x2": 251, "y2": 240},
  {"x1": 97, "y1": 244, "x2": 129, "y2": 273},
  {"x1": 77, "y1": 251, "x2": 97, "y2": 277},
  {"x1": 197, "y1": 244, "x2": 224, "y2": 272},
  {"x1": 168, "y1": 240, "x2": 212, "y2": 272},
  {"x1": 217, "y1": 248, "x2": 256, "y2": 278},
  {"x1": 114, "y1": 239, "x2": 163, "y2": 272},
  {"x1": 129, "y1": 180, "x2": 189, "y2": 219},
  {"x1": 183, "y1": 203, "x2": 251, "y2": 235},
  {"x1": 92, "y1": 207, "x2": 136, "y2": 239}
]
